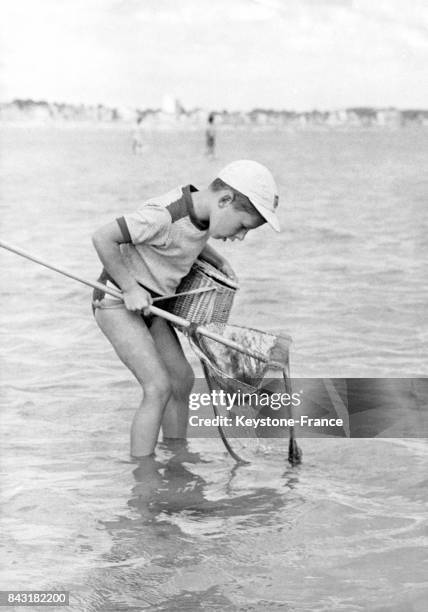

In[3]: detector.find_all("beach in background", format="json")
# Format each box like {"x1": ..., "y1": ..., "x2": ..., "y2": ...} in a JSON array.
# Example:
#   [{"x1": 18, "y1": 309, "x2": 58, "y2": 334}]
[{"x1": 0, "y1": 126, "x2": 427, "y2": 611}]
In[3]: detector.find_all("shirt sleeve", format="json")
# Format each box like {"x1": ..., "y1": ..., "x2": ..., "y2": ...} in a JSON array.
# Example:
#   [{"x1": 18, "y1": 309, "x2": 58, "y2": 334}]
[{"x1": 117, "y1": 203, "x2": 171, "y2": 247}]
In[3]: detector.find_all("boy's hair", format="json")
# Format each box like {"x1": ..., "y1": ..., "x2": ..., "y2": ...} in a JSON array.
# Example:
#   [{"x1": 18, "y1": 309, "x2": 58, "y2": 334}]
[{"x1": 209, "y1": 177, "x2": 265, "y2": 222}]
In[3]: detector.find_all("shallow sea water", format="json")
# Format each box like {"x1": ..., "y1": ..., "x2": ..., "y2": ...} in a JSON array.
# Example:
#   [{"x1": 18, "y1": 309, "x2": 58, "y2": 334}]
[{"x1": 0, "y1": 126, "x2": 427, "y2": 611}]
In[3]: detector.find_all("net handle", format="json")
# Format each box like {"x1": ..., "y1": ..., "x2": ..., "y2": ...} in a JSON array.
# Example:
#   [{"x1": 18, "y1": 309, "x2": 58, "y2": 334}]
[{"x1": 0, "y1": 239, "x2": 274, "y2": 364}]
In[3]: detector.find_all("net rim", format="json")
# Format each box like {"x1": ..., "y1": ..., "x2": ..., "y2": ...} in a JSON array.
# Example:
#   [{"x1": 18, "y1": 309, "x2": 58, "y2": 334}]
[
  {"x1": 194, "y1": 259, "x2": 239, "y2": 290},
  {"x1": 189, "y1": 322, "x2": 292, "y2": 386}
]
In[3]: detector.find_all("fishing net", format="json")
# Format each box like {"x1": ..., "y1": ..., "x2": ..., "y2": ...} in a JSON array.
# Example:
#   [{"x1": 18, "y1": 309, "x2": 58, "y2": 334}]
[{"x1": 188, "y1": 323, "x2": 302, "y2": 464}]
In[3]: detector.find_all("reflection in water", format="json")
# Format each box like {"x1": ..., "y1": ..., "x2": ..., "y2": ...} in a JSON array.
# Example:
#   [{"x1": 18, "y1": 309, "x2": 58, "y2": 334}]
[
  {"x1": 80, "y1": 440, "x2": 301, "y2": 611},
  {"x1": 129, "y1": 441, "x2": 209, "y2": 522},
  {"x1": 114, "y1": 439, "x2": 299, "y2": 530}
]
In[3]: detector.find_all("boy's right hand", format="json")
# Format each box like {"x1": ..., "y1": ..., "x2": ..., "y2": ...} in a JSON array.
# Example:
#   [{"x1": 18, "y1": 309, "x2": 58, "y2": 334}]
[{"x1": 122, "y1": 285, "x2": 152, "y2": 315}]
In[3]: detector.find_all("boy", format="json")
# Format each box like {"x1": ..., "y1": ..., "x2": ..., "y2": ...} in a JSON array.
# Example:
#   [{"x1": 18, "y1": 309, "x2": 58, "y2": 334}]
[{"x1": 92, "y1": 160, "x2": 280, "y2": 457}]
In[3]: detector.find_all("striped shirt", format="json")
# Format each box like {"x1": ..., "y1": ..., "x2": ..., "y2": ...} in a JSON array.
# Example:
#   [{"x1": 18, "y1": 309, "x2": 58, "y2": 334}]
[{"x1": 115, "y1": 184, "x2": 209, "y2": 295}]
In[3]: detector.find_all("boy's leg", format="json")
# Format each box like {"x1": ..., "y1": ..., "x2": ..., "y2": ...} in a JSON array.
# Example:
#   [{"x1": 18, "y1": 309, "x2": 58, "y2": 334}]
[
  {"x1": 149, "y1": 317, "x2": 194, "y2": 440},
  {"x1": 95, "y1": 305, "x2": 172, "y2": 457}
]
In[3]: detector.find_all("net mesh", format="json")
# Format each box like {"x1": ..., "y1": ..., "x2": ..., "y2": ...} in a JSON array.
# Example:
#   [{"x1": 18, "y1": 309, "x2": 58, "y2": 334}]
[{"x1": 189, "y1": 323, "x2": 301, "y2": 464}]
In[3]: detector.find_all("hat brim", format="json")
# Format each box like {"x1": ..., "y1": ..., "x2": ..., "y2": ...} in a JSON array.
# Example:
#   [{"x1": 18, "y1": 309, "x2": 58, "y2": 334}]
[{"x1": 252, "y1": 203, "x2": 281, "y2": 232}]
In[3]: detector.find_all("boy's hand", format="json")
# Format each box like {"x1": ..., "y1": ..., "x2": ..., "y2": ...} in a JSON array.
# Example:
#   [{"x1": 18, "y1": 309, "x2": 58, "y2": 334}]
[
  {"x1": 219, "y1": 260, "x2": 238, "y2": 283},
  {"x1": 122, "y1": 285, "x2": 152, "y2": 315}
]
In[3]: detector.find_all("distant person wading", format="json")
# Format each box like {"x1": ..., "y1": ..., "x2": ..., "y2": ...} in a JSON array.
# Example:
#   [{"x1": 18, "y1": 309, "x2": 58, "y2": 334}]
[
  {"x1": 132, "y1": 116, "x2": 144, "y2": 155},
  {"x1": 205, "y1": 112, "x2": 216, "y2": 158}
]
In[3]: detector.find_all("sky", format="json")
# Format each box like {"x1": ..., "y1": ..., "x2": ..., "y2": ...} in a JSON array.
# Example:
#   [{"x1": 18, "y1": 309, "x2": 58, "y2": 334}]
[{"x1": 1, "y1": 0, "x2": 427, "y2": 111}]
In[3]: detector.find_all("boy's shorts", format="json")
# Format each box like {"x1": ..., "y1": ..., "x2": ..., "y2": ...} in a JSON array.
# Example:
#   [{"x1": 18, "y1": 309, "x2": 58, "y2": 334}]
[{"x1": 92, "y1": 274, "x2": 175, "y2": 333}]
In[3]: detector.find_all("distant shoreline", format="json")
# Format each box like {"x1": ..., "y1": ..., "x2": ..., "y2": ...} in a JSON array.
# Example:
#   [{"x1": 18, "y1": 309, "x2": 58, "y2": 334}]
[
  {"x1": 1, "y1": 122, "x2": 427, "y2": 132},
  {"x1": 1, "y1": 100, "x2": 428, "y2": 130}
]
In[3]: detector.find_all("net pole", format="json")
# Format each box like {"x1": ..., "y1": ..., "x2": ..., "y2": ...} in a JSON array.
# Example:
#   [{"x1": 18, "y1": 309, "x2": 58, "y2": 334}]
[{"x1": 0, "y1": 240, "x2": 275, "y2": 364}]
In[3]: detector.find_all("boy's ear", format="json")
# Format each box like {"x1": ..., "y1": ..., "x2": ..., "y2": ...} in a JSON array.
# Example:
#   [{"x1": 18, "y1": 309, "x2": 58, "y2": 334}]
[{"x1": 217, "y1": 189, "x2": 234, "y2": 208}]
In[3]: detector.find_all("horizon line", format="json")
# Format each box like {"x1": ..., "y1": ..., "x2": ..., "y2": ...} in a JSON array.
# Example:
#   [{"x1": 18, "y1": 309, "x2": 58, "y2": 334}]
[{"x1": 2, "y1": 98, "x2": 428, "y2": 114}]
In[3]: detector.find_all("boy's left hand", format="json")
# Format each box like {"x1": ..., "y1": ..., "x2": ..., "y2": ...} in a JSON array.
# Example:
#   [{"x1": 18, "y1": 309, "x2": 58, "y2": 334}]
[{"x1": 219, "y1": 260, "x2": 238, "y2": 282}]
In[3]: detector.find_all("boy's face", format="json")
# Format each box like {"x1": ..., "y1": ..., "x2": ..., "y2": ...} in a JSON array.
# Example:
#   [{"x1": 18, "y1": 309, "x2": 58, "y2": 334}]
[{"x1": 209, "y1": 201, "x2": 265, "y2": 241}]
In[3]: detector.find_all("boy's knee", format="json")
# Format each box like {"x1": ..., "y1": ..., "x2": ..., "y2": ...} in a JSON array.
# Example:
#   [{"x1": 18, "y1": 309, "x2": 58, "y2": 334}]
[
  {"x1": 173, "y1": 365, "x2": 194, "y2": 400},
  {"x1": 143, "y1": 377, "x2": 172, "y2": 404},
  {"x1": 186, "y1": 366, "x2": 195, "y2": 391},
  {"x1": 183, "y1": 362, "x2": 195, "y2": 385}
]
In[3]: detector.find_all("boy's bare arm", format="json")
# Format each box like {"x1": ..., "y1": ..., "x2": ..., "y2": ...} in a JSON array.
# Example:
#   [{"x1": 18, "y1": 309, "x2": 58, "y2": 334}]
[{"x1": 92, "y1": 222, "x2": 152, "y2": 312}]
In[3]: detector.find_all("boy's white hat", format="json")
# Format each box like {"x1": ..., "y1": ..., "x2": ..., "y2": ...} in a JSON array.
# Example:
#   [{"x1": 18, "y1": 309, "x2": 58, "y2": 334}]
[{"x1": 217, "y1": 159, "x2": 280, "y2": 231}]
